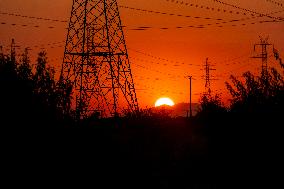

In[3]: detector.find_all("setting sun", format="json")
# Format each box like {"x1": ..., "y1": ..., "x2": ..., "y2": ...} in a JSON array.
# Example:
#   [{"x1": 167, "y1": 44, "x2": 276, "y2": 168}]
[{"x1": 155, "y1": 97, "x2": 175, "y2": 107}]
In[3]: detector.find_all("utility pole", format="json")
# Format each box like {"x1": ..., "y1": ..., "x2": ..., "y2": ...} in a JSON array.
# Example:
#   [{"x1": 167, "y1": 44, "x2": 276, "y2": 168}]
[{"x1": 186, "y1": 76, "x2": 193, "y2": 118}]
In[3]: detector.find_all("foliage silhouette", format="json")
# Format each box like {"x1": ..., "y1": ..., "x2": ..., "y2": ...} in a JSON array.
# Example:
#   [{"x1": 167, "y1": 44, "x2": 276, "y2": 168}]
[
  {"x1": 196, "y1": 92, "x2": 227, "y2": 120},
  {"x1": 0, "y1": 49, "x2": 74, "y2": 128},
  {"x1": 226, "y1": 68, "x2": 284, "y2": 115},
  {"x1": 194, "y1": 50, "x2": 284, "y2": 186}
]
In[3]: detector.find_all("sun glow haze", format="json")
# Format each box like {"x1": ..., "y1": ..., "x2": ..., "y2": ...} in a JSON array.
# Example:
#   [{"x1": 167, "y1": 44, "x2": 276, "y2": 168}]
[{"x1": 155, "y1": 97, "x2": 175, "y2": 107}]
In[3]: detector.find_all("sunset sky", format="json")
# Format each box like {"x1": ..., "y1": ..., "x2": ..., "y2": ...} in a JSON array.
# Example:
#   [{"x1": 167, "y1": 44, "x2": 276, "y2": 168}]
[{"x1": 0, "y1": 0, "x2": 283, "y2": 108}]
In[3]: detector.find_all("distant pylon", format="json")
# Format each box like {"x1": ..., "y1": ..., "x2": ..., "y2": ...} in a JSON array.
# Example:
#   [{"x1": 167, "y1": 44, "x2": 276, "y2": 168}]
[
  {"x1": 61, "y1": 0, "x2": 139, "y2": 119},
  {"x1": 252, "y1": 36, "x2": 272, "y2": 83},
  {"x1": 202, "y1": 58, "x2": 216, "y2": 95}
]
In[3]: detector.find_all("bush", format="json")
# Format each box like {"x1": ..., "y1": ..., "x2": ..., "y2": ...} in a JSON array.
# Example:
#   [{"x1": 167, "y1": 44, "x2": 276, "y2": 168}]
[
  {"x1": 0, "y1": 48, "x2": 73, "y2": 128},
  {"x1": 196, "y1": 92, "x2": 227, "y2": 120}
]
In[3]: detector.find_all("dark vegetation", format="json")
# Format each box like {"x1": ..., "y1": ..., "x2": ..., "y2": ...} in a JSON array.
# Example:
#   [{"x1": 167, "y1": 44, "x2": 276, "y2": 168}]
[{"x1": 1, "y1": 47, "x2": 283, "y2": 188}]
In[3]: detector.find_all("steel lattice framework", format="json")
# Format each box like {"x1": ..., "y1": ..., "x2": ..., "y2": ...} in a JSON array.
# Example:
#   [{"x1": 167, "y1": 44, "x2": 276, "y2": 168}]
[
  {"x1": 202, "y1": 58, "x2": 216, "y2": 95},
  {"x1": 61, "y1": 0, "x2": 138, "y2": 118}
]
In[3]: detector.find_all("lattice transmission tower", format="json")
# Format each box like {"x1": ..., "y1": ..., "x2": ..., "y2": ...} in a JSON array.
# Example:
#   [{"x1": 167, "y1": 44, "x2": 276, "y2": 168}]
[
  {"x1": 252, "y1": 36, "x2": 272, "y2": 83},
  {"x1": 61, "y1": 0, "x2": 139, "y2": 119},
  {"x1": 202, "y1": 58, "x2": 216, "y2": 95}
]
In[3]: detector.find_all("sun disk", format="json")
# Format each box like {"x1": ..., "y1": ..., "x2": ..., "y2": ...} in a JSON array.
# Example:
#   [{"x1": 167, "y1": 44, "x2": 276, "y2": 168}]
[{"x1": 155, "y1": 97, "x2": 175, "y2": 107}]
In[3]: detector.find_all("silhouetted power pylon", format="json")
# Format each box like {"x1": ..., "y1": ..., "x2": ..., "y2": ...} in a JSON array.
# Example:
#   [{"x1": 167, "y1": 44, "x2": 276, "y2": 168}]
[
  {"x1": 202, "y1": 58, "x2": 216, "y2": 95},
  {"x1": 61, "y1": 0, "x2": 139, "y2": 119},
  {"x1": 252, "y1": 36, "x2": 272, "y2": 83}
]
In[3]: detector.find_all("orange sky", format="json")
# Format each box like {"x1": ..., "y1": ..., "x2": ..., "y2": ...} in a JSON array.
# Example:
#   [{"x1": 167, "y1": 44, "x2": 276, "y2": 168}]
[{"x1": 0, "y1": 0, "x2": 284, "y2": 108}]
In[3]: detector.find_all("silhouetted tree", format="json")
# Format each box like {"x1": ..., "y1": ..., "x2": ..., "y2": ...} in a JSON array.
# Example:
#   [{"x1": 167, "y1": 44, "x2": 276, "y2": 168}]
[
  {"x1": 273, "y1": 47, "x2": 284, "y2": 68},
  {"x1": 18, "y1": 48, "x2": 32, "y2": 81},
  {"x1": 226, "y1": 68, "x2": 284, "y2": 114},
  {"x1": 225, "y1": 45, "x2": 284, "y2": 115},
  {"x1": 57, "y1": 74, "x2": 73, "y2": 118},
  {"x1": 0, "y1": 48, "x2": 74, "y2": 128},
  {"x1": 196, "y1": 93, "x2": 227, "y2": 119}
]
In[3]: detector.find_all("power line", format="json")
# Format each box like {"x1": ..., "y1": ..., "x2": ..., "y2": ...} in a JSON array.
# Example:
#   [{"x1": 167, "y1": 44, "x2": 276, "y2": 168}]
[
  {"x1": 128, "y1": 19, "x2": 282, "y2": 31},
  {"x1": 1, "y1": 6, "x2": 283, "y2": 32},
  {"x1": 1, "y1": 41, "x2": 65, "y2": 48},
  {"x1": 129, "y1": 48, "x2": 199, "y2": 66},
  {"x1": 210, "y1": 9, "x2": 284, "y2": 26},
  {"x1": 0, "y1": 4, "x2": 235, "y2": 27},
  {"x1": 131, "y1": 57, "x2": 176, "y2": 67},
  {"x1": 166, "y1": 0, "x2": 284, "y2": 21},
  {"x1": 120, "y1": 5, "x2": 225, "y2": 21},
  {"x1": 0, "y1": 11, "x2": 67, "y2": 23},
  {"x1": 212, "y1": 0, "x2": 284, "y2": 21},
  {"x1": 1, "y1": 2, "x2": 283, "y2": 29},
  {"x1": 0, "y1": 6, "x2": 227, "y2": 25},
  {"x1": 165, "y1": 0, "x2": 255, "y2": 16},
  {"x1": 121, "y1": 5, "x2": 284, "y2": 28},
  {"x1": 218, "y1": 59, "x2": 254, "y2": 77},
  {"x1": 265, "y1": 0, "x2": 283, "y2": 7},
  {"x1": 217, "y1": 54, "x2": 278, "y2": 78},
  {"x1": 131, "y1": 60, "x2": 184, "y2": 78},
  {"x1": 0, "y1": 41, "x2": 64, "y2": 51},
  {"x1": 2, "y1": 3, "x2": 281, "y2": 26},
  {"x1": 128, "y1": 8, "x2": 284, "y2": 30},
  {"x1": 130, "y1": 57, "x2": 200, "y2": 78},
  {"x1": 217, "y1": 52, "x2": 252, "y2": 65},
  {"x1": 130, "y1": 57, "x2": 198, "y2": 79},
  {"x1": 0, "y1": 21, "x2": 57, "y2": 29},
  {"x1": 2, "y1": 18, "x2": 281, "y2": 31}
]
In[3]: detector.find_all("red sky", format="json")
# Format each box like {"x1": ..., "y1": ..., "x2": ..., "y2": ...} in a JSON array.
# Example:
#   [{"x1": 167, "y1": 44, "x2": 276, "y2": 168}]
[{"x1": 0, "y1": 0, "x2": 283, "y2": 108}]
